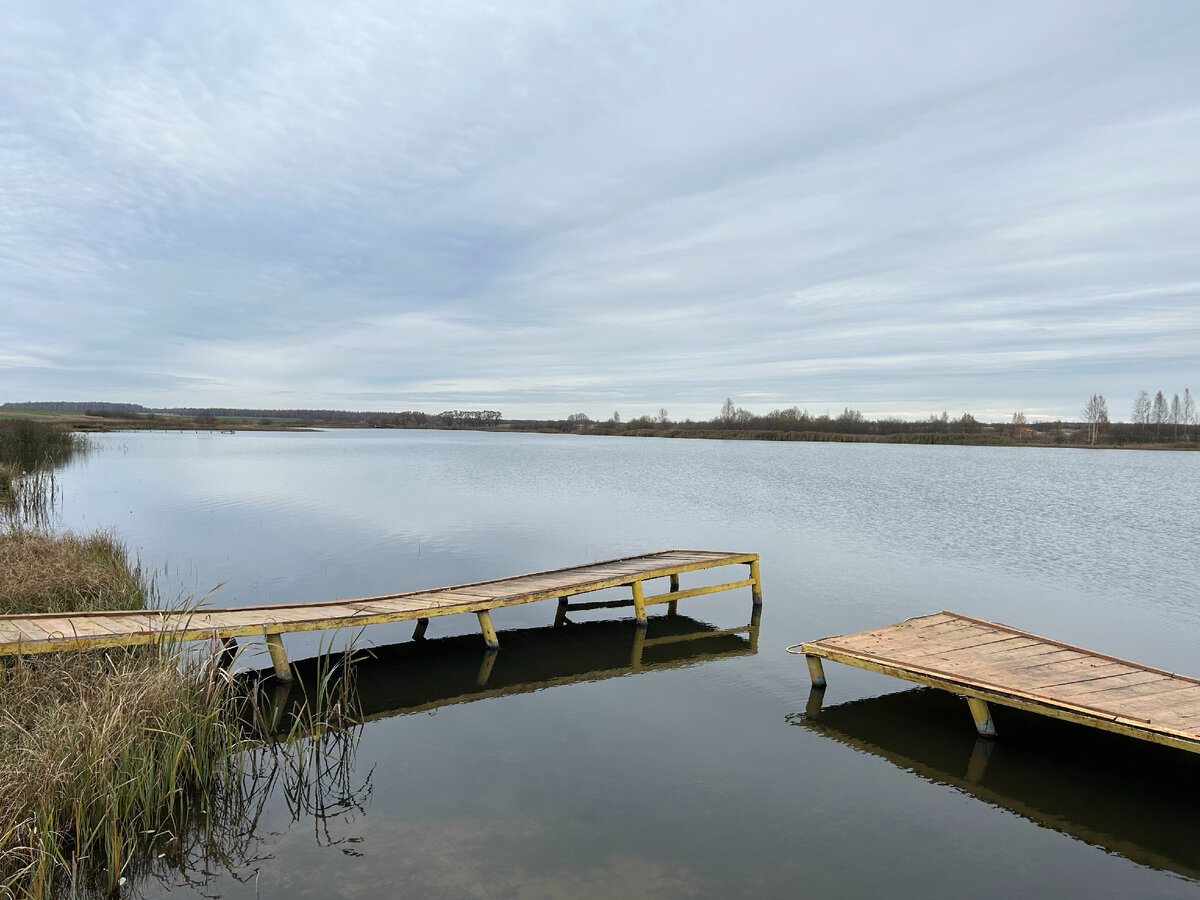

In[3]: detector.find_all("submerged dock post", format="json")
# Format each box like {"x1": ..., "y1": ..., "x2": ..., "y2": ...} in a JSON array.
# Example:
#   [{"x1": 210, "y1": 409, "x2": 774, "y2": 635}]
[
  {"x1": 966, "y1": 697, "x2": 997, "y2": 738},
  {"x1": 554, "y1": 596, "x2": 570, "y2": 627},
  {"x1": 264, "y1": 630, "x2": 293, "y2": 683},
  {"x1": 750, "y1": 559, "x2": 763, "y2": 606},
  {"x1": 413, "y1": 617, "x2": 430, "y2": 640},
  {"x1": 632, "y1": 580, "x2": 648, "y2": 625},
  {"x1": 805, "y1": 655, "x2": 827, "y2": 687},
  {"x1": 667, "y1": 574, "x2": 680, "y2": 616},
  {"x1": 477, "y1": 610, "x2": 500, "y2": 649}
]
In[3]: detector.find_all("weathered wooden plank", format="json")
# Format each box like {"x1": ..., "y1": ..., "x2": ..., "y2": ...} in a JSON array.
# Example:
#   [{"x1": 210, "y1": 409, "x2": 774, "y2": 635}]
[
  {"x1": 0, "y1": 550, "x2": 760, "y2": 658},
  {"x1": 5, "y1": 619, "x2": 57, "y2": 642},
  {"x1": 796, "y1": 611, "x2": 1200, "y2": 755},
  {"x1": 22, "y1": 617, "x2": 113, "y2": 640}
]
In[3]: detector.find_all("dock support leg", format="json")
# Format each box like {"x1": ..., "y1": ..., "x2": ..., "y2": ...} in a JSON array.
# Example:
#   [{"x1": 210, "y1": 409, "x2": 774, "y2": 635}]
[
  {"x1": 750, "y1": 559, "x2": 763, "y2": 606},
  {"x1": 667, "y1": 574, "x2": 680, "y2": 616},
  {"x1": 554, "y1": 596, "x2": 569, "y2": 627},
  {"x1": 631, "y1": 580, "x2": 647, "y2": 625},
  {"x1": 413, "y1": 617, "x2": 429, "y2": 640},
  {"x1": 805, "y1": 655, "x2": 827, "y2": 687},
  {"x1": 749, "y1": 605, "x2": 762, "y2": 653},
  {"x1": 217, "y1": 636, "x2": 239, "y2": 669},
  {"x1": 477, "y1": 610, "x2": 500, "y2": 649},
  {"x1": 264, "y1": 631, "x2": 293, "y2": 684},
  {"x1": 966, "y1": 697, "x2": 997, "y2": 738}
]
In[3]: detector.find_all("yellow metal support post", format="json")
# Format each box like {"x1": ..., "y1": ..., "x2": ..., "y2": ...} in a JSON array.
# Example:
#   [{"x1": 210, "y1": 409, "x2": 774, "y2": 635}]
[
  {"x1": 806, "y1": 655, "x2": 827, "y2": 687},
  {"x1": 750, "y1": 559, "x2": 763, "y2": 606},
  {"x1": 667, "y1": 573, "x2": 680, "y2": 616},
  {"x1": 967, "y1": 697, "x2": 997, "y2": 738},
  {"x1": 749, "y1": 605, "x2": 762, "y2": 653},
  {"x1": 477, "y1": 610, "x2": 500, "y2": 649},
  {"x1": 631, "y1": 580, "x2": 648, "y2": 625},
  {"x1": 264, "y1": 631, "x2": 293, "y2": 683}
]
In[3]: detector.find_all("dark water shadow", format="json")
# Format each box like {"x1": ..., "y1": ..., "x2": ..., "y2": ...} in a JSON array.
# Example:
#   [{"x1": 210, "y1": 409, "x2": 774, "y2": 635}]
[
  {"x1": 256, "y1": 610, "x2": 759, "y2": 734},
  {"x1": 791, "y1": 687, "x2": 1200, "y2": 880}
]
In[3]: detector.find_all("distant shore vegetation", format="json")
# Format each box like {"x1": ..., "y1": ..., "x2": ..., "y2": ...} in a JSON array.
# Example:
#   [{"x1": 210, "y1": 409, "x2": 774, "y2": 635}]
[{"x1": 3, "y1": 390, "x2": 1196, "y2": 449}]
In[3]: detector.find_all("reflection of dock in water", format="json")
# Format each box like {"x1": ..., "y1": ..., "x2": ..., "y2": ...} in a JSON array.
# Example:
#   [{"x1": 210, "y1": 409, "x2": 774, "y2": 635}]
[
  {"x1": 794, "y1": 687, "x2": 1200, "y2": 881},
  {"x1": 263, "y1": 610, "x2": 759, "y2": 727}
]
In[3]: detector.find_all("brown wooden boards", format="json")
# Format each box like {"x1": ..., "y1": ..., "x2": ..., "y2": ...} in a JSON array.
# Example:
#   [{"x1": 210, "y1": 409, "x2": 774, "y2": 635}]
[
  {"x1": 0, "y1": 550, "x2": 761, "y2": 673},
  {"x1": 794, "y1": 611, "x2": 1200, "y2": 755}
]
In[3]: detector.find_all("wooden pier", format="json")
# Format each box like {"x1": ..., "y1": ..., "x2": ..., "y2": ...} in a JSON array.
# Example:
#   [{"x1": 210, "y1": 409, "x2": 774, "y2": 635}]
[
  {"x1": 791, "y1": 611, "x2": 1200, "y2": 755},
  {"x1": 0, "y1": 550, "x2": 760, "y2": 681}
]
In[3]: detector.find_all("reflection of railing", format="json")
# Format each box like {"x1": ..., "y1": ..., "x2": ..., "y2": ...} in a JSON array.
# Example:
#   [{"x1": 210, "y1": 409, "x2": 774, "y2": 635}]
[
  {"x1": 259, "y1": 610, "x2": 760, "y2": 732},
  {"x1": 792, "y1": 687, "x2": 1200, "y2": 881}
]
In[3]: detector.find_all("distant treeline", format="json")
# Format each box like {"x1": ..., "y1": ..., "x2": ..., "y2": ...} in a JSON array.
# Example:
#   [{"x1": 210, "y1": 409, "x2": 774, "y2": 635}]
[
  {"x1": 7, "y1": 393, "x2": 1196, "y2": 447},
  {"x1": 530, "y1": 394, "x2": 1197, "y2": 448},
  {"x1": 1, "y1": 402, "x2": 502, "y2": 429}
]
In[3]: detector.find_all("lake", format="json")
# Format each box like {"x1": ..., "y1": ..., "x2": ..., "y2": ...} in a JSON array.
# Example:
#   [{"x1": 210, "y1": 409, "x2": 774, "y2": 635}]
[{"x1": 53, "y1": 430, "x2": 1200, "y2": 898}]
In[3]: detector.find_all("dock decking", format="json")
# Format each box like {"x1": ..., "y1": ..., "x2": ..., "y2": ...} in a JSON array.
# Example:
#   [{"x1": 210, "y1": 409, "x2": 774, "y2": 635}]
[
  {"x1": 0, "y1": 550, "x2": 760, "y2": 681},
  {"x1": 791, "y1": 611, "x2": 1200, "y2": 755}
]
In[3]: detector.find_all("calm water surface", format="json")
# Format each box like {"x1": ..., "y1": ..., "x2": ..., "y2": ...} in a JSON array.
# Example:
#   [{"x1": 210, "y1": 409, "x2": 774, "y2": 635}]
[{"x1": 55, "y1": 430, "x2": 1200, "y2": 898}]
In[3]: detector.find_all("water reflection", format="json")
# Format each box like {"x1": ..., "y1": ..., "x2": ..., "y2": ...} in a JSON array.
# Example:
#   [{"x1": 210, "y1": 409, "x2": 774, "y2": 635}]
[
  {"x1": 791, "y1": 687, "x2": 1200, "y2": 880},
  {"x1": 260, "y1": 611, "x2": 760, "y2": 731}
]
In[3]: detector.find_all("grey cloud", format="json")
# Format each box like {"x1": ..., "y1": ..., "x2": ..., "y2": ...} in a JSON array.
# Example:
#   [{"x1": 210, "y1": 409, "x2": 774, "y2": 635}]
[{"x1": 1, "y1": 1, "x2": 1197, "y2": 420}]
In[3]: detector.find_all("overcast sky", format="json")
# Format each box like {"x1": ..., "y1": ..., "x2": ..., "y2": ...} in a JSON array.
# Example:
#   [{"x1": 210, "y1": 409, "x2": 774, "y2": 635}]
[{"x1": 2, "y1": 1, "x2": 1197, "y2": 421}]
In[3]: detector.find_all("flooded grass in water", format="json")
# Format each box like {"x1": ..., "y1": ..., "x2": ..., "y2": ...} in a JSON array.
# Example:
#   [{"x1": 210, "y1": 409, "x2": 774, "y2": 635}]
[{"x1": 0, "y1": 523, "x2": 364, "y2": 898}]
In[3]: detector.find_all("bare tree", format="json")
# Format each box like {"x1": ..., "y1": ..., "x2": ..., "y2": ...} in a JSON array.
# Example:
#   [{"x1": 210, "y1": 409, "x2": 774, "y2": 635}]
[
  {"x1": 1132, "y1": 390, "x2": 1152, "y2": 439},
  {"x1": 1171, "y1": 393, "x2": 1182, "y2": 440},
  {"x1": 657, "y1": 408, "x2": 670, "y2": 425},
  {"x1": 1184, "y1": 388, "x2": 1196, "y2": 440},
  {"x1": 1081, "y1": 394, "x2": 1109, "y2": 444},
  {"x1": 1152, "y1": 391, "x2": 1169, "y2": 440},
  {"x1": 719, "y1": 397, "x2": 736, "y2": 425},
  {"x1": 1011, "y1": 411, "x2": 1028, "y2": 441}
]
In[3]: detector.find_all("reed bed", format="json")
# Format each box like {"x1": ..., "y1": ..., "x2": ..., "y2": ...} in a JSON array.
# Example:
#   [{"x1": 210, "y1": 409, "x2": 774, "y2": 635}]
[
  {"x1": 0, "y1": 529, "x2": 144, "y2": 616},
  {"x1": 0, "y1": 527, "x2": 363, "y2": 898},
  {"x1": 0, "y1": 421, "x2": 87, "y2": 473}
]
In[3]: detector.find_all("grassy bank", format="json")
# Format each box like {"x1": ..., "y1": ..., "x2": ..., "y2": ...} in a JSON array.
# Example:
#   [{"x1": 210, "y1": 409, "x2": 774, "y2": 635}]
[
  {"x1": 0, "y1": 526, "x2": 362, "y2": 897},
  {"x1": 0, "y1": 529, "x2": 234, "y2": 896}
]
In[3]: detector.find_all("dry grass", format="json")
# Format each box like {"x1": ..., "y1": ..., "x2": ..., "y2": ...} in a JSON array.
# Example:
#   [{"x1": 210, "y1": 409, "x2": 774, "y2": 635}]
[
  {"x1": 0, "y1": 650, "x2": 241, "y2": 896},
  {"x1": 0, "y1": 530, "x2": 145, "y2": 616},
  {"x1": 0, "y1": 528, "x2": 364, "y2": 897}
]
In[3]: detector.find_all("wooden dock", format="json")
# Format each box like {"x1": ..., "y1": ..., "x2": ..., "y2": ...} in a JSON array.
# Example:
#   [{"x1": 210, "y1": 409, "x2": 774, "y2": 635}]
[
  {"x1": 0, "y1": 549, "x2": 760, "y2": 681},
  {"x1": 791, "y1": 611, "x2": 1200, "y2": 755}
]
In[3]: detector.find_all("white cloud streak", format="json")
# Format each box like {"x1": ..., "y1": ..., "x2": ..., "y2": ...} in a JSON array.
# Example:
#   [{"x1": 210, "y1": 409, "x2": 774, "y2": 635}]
[{"x1": 1, "y1": 0, "x2": 1197, "y2": 420}]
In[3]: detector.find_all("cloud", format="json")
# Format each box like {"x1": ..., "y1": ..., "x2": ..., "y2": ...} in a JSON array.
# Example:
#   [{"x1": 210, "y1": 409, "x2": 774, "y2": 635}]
[{"x1": 2, "y1": 1, "x2": 1198, "y2": 419}]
